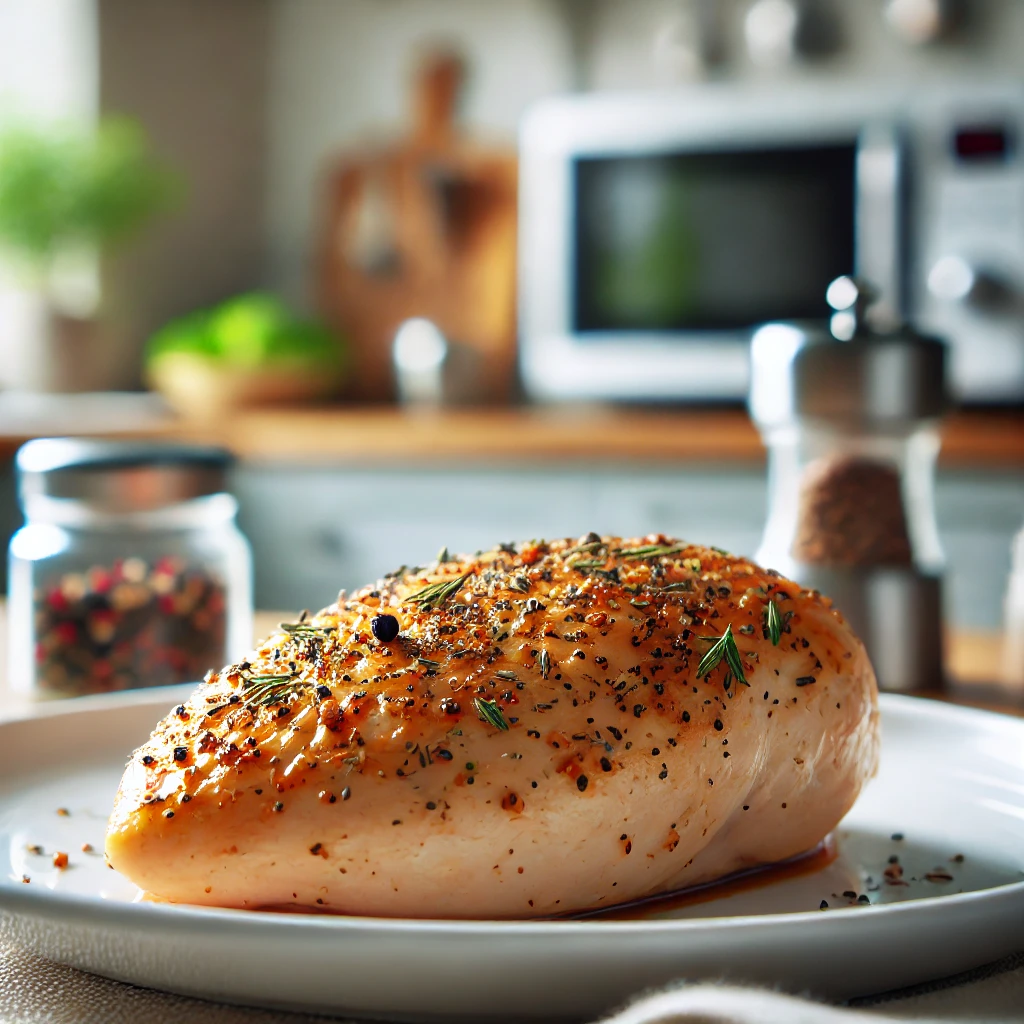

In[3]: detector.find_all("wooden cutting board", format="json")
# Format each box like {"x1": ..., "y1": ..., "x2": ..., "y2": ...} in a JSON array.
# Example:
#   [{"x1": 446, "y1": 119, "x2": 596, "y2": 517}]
[{"x1": 316, "y1": 51, "x2": 518, "y2": 403}]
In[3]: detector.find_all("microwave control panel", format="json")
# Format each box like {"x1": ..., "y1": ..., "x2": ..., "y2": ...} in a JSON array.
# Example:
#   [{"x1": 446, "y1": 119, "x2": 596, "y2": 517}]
[{"x1": 911, "y1": 86, "x2": 1024, "y2": 401}]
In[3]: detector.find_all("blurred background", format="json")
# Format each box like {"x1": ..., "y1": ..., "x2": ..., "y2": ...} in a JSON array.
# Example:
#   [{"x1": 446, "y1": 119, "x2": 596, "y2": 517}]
[{"x1": 0, "y1": 0, "x2": 1023, "y2": 699}]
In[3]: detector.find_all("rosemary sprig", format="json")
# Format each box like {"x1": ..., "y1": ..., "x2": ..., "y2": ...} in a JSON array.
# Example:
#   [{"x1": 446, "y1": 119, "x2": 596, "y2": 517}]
[
  {"x1": 616, "y1": 544, "x2": 688, "y2": 559},
  {"x1": 405, "y1": 573, "x2": 472, "y2": 610},
  {"x1": 474, "y1": 697, "x2": 509, "y2": 731},
  {"x1": 765, "y1": 599, "x2": 782, "y2": 646},
  {"x1": 561, "y1": 539, "x2": 606, "y2": 557},
  {"x1": 279, "y1": 622, "x2": 334, "y2": 635},
  {"x1": 243, "y1": 674, "x2": 299, "y2": 707},
  {"x1": 567, "y1": 558, "x2": 606, "y2": 570},
  {"x1": 697, "y1": 624, "x2": 749, "y2": 687}
]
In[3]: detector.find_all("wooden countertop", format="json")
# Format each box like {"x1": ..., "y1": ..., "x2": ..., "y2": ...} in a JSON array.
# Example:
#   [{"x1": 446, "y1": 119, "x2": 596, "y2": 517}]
[{"x1": 5, "y1": 402, "x2": 1020, "y2": 468}]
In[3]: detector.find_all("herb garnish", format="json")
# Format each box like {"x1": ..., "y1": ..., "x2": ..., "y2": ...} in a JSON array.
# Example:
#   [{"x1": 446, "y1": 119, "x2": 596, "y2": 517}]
[
  {"x1": 474, "y1": 697, "x2": 509, "y2": 731},
  {"x1": 539, "y1": 649, "x2": 551, "y2": 679},
  {"x1": 242, "y1": 674, "x2": 299, "y2": 707},
  {"x1": 279, "y1": 622, "x2": 334, "y2": 636},
  {"x1": 697, "y1": 624, "x2": 749, "y2": 687},
  {"x1": 765, "y1": 599, "x2": 782, "y2": 646},
  {"x1": 405, "y1": 573, "x2": 472, "y2": 610},
  {"x1": 616, "y1": 544, "x2": 688, "y2": 559},
  {"x1": 436, "y1": 546, "x2": 449, "y2": 564},
  {"x1": 567, "y1": 558, "x2": 606, "y2": 570}
]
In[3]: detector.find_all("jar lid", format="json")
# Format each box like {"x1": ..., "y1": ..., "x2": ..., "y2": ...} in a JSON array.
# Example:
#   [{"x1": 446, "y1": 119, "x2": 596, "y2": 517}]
[
  {"x1": 16, "y1": 439, "x2": 234, "y2": 514},
  {"x1": 749, "y1": 277, "x2": 948, "y2": 428}
]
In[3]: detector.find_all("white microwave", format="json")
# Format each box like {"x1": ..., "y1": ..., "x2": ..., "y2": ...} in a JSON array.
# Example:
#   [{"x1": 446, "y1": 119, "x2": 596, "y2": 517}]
[{"x1": 518, "y1": 81, "x2": 1024, "y2": 404}]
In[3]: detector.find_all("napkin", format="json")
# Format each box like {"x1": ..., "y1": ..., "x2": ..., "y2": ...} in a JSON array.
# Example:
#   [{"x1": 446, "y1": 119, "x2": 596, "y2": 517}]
[{"x1": 1, "y1": 934, "x2": 1022, "y2": 1024}]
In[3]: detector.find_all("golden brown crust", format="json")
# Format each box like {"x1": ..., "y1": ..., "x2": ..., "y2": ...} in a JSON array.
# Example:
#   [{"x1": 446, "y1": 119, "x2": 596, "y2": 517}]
[{"x1": 113, "y1": 535, "x2": 846, "y2": 817}]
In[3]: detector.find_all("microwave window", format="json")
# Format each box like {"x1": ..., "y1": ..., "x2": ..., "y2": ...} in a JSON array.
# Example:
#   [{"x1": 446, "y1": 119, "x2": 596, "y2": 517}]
[{"x1": 573, "y1": 145, "x2": 856, "y2": 332}]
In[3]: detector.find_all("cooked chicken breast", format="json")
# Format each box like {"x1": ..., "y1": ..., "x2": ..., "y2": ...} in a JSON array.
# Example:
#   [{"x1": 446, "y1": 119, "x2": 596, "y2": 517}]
[{"x1": 106, "y1": 535, "x2": 879, "y2": 918}]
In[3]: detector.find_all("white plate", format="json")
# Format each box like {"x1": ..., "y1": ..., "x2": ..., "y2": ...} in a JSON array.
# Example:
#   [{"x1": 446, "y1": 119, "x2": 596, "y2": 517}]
[{"x1": 1, "y1": 689, "x2": 1022, "y2": 1021}]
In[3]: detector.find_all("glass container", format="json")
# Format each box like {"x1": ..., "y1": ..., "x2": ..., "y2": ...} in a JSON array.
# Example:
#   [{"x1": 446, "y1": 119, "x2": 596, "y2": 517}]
[
  {"x1": 749, "y1": 279, "x2": 948, "y2": 692},
  {"x1": 8, "y1": 439, "x2": 252, "y2": 698}
]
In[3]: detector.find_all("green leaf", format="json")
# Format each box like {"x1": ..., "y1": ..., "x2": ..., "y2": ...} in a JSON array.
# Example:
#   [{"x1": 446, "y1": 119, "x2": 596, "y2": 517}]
[
  {"x1": 405, "y1": 573, "x2": 472, "y2": 610},
  {"x1": 474, "y1": 698, "x2": 509, "y2": 731},
  {"x1": 765, "y1": 599, "x2": 782, "y2": 646},
  {"x1": 697, "y1": 624, "x2": 749, "y2": 687}
]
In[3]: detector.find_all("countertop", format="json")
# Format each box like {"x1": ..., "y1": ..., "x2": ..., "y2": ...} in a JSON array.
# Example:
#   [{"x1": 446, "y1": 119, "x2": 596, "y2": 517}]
[{"x1": 0, "y1": 395, "x2": 1021, "y2": 467}]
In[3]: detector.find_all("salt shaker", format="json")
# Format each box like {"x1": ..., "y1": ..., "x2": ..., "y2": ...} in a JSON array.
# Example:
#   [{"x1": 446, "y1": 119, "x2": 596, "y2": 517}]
[
  {"x1": 8, "y1": 439, "x2": 253, "y2": 698},
  {"x1": 749, "y1": 277, "x2": 949, "y2": 692}
]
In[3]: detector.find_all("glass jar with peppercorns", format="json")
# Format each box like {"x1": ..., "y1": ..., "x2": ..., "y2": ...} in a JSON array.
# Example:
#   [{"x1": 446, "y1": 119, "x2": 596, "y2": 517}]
[
  {"x1": 8, "y1": 439, "x2": 253, "y2": 698},
  {"x1": 749, "y1": 277, "x2": 949, "y2": 693}
]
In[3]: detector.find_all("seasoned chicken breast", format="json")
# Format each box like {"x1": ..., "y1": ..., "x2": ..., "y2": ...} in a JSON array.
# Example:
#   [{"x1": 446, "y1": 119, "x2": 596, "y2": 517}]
[{"x1": 106, "y1": 535, "x2": 879, "y2": 918}]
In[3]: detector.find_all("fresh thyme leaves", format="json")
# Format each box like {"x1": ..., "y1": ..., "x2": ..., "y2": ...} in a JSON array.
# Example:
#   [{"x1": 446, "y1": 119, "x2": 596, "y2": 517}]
[
  {"x1": 659, "y1": 581, "x2": 693, "y2": 592},
  {"x1": 765, "y1": 599, "x2": 782, "y2": 646},
  {"x1": 616, "y1": 544, "x2": 688, "y2": 559},
  {"x1": 474, "y1": 697, "x2": 509, "y2": 731},
  {"x1": 697, "y1": 624, "x2": 749, "y2": 687},
  {"x1": 539, "y1": 649, "x2": 551, "y2": 679},
  {"x1": 405, "y1": 573, "x2": 472, "y2": 610},
  {"x1": 384, "y1": 565, "x2": 408, "y2": 579},
  {"x1": 416, "y1": 656, "x2": 440, "y2": 669}
]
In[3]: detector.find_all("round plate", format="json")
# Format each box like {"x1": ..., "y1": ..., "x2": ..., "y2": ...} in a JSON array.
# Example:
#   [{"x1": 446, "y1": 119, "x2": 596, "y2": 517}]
[{"x1": 1, "y1": 690, "x2": 1022, "y2": 1021}]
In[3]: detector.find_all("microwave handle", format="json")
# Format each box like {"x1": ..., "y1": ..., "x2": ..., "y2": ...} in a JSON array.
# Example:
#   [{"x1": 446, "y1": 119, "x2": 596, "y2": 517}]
[{"x1": 855, "y1": 123, "x2": 904, "y2": 332}]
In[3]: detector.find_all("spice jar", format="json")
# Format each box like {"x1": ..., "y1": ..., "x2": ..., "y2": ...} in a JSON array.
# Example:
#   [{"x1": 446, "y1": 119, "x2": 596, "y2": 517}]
[
  {"x1": 749, "y1": 277, "x2": 948, "y2": 692},
  {"x1": 8, "y1": 439, "x2": 252, "y2": 698}
]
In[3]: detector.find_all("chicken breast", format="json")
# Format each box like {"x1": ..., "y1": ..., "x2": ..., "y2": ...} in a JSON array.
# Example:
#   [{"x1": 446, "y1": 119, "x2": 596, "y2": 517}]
[{"x1": 106, "y1": 535, "x2": 879, "y2": 918}]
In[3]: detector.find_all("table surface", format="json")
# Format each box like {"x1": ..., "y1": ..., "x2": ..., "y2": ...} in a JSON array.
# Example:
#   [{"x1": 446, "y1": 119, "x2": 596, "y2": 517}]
[{"x1": 0, "y1": 609, "x2": 1020, "y2": 721}]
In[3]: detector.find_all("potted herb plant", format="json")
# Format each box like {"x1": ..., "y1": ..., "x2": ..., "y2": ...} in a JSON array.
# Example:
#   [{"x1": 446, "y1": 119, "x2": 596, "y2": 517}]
[{"x1": 0, "y1": 116, "x2": 177, "y2": 392}]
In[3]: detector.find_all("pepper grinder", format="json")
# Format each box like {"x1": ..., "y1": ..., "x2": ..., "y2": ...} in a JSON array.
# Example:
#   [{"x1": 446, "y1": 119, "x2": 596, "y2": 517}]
[{"x1": 749, "y1": 276, "x2": 949, "y2": 692}]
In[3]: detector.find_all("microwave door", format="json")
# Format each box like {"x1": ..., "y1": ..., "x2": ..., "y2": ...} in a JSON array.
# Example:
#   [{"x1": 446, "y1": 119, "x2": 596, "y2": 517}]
[{"x1": 522, "y1": 138, "x2": 864, "y2": 403}]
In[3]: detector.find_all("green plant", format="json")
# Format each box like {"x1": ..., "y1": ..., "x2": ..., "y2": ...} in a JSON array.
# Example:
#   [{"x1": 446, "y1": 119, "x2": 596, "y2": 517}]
[
  {"x1": 0, "y1": 116, "x2": 178, "y2": 275},
  {"x1": 146, "y1": 293, "x2": 346, "y2": 370}
]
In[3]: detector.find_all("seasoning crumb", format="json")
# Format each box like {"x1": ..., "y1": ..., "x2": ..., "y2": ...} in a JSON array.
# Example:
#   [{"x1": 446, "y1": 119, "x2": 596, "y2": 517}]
[
  {"x1": 857, "y1": 894, "x2": 870, "y2": 904},
  {"x1": 80, "y1": 843, "x2": 94, "y2": 853},
  {"x1": 21, "y1": 875, "x2": 30, "y2": 884},
  {"x1": 56, "y1": 808, "x2": 70, "y2": 817},
  {"x1": 842, "y1": 889, "x2": 857, "y2": 898},
  {"x1": 951, "y1": 853, "x2": 965, "y2": 863},
  {"x1": 25, "y1": 844, "x2": 43, "y2": 855},
  {"x1": 925, "y1": 869, "x2": 954, "y2": 883},
  {"x1": 341, "y1": 787, "x2": 351, "y2": 801},
  {"x1": 52, "y1": 851, "x2": 69, "y2": 869},
  {"x1": 891, "y1": 832, "x2": 904, "y2": 841},
  {"x1": 819, "y1": 900, "x2": 828, "y2": 909}
]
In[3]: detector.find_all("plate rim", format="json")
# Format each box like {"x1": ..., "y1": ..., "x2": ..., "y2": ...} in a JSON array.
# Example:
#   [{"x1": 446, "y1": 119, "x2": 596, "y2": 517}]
[{"x1": 2, "y1": 691, "x2": 1023, "y2": 936}]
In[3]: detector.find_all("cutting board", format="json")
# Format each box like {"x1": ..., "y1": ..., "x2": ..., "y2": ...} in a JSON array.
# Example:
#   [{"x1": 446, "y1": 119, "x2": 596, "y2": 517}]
[{"x1": 317, "y1": 51, "x2": 518, "y2": 403}]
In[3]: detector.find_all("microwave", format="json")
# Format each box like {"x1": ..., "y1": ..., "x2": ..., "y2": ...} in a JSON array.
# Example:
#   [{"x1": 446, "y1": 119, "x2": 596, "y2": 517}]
[{"x1": 518, "y1": 81, "x2": 1024, "y2": 404}]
